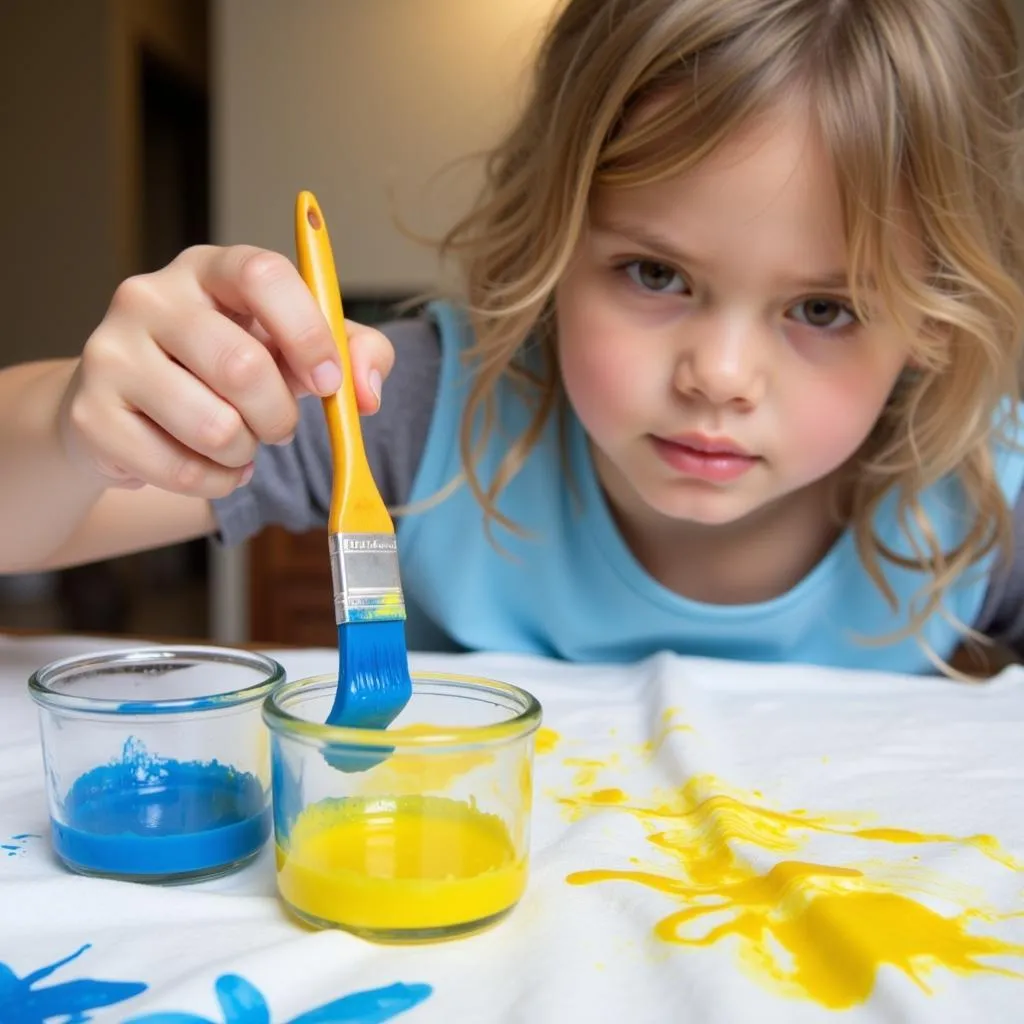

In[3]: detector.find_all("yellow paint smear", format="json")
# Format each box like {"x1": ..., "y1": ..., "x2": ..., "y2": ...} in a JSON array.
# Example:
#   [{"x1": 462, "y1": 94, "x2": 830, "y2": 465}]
[
  {"x1": 641, "y1": 707, "x2": 693, "y2": 755},
  {"x1": 563, "y1": 775, "x2": 1024, "y2": 1008},
  {"x1": 535, "y1": 727, "x2": 561, "y2": 755},
  {"x1": 565, "y1": 757, "x2": 617, "y2": 788}
]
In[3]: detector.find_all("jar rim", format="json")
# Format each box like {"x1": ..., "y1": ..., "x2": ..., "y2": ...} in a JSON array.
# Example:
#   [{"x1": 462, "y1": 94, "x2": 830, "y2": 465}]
[
  {"x1": 262, "y1": 672, "x2": 542, "y2": 751},
  {"x1": 28, "y1": 645, "x2": 286, "y2": 716}
]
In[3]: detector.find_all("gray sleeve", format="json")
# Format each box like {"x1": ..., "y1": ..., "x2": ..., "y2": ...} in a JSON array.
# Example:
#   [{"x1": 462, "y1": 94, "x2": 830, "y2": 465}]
[
  {"x1": 211, "y1": 315, "x2": 440, "y2": 546},
  {"x1": 973, "y1": 480, "x2": 1024, "y2": 656}
]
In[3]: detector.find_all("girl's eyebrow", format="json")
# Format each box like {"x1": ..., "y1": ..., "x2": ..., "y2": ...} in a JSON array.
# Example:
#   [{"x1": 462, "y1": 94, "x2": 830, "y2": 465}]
[
  {"x1": 589, "y1": 218, "x2": 866, "y2": 292},
  {"x1": 589, "y1": 219, "x2": 707, "y2": 268}
]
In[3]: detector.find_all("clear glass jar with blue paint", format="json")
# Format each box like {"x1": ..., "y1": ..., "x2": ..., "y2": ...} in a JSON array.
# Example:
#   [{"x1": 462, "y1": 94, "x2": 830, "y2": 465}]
[{"x1": 29, "y1": 646, "x2": 284, "y2": 883}]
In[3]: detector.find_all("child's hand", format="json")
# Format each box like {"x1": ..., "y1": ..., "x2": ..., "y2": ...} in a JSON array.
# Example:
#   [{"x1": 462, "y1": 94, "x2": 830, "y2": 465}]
[{"x1": 60, "y1": 245, "x2": 395, "y2": 497}]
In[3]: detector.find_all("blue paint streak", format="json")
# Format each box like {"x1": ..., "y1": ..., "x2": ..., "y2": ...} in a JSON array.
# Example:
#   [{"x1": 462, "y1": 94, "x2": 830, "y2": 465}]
[
  {"x1": 0, "y1": 943, "x2": 147, "y2": 1023},
  {"x1": 3, "y1": 834, "x2": 39, "y2": 857},
  {"x1": 116, "y1": 697, "x2": 226, "y2": 715},
  {"x1": 54, "y1": 739, "x2": 269, "y2": 877},
  {"x1": 270, "y1": 735, "x2": 303, "y2": 843},
  {"x1": 124, "y1": 976, "x2": 433, "y2": 1024}
]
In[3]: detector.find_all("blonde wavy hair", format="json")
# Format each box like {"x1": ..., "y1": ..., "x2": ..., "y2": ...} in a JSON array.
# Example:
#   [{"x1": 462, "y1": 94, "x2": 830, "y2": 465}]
[{"x1": 436, "y1": 0, "x2": 1024, "y2": 664}]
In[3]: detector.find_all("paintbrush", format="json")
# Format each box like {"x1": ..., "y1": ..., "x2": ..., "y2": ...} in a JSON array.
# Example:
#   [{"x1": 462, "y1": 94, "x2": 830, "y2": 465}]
[{"x1": 294, "y1": 190, "x2": 413, "y2": 757}]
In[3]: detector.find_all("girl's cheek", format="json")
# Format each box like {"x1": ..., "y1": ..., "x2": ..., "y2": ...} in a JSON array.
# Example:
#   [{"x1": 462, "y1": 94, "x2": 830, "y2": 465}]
[
  {"x1": 560, "y1": 325, "x2": 646, "y2": 438},
  {"x1": 785, "y1": 376, "x2": 890, "y2": 476}
]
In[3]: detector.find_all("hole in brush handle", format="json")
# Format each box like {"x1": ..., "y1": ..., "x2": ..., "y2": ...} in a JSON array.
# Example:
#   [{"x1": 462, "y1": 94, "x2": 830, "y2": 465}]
[{"x1": 307, "y1": 207, "x2": 322, "y2": 230}]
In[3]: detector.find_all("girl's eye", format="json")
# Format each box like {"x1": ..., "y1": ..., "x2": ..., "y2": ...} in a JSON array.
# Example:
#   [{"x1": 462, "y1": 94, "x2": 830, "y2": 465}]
[
  {"x1": 624, "y1": 260, "x2": 688, "y2": 295},
  {"x1": 788, "y1": 297, "x2": 858, "y2": 330}
]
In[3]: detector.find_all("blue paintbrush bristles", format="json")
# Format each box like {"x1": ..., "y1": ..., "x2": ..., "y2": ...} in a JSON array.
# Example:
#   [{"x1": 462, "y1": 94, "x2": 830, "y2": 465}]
[
  {"x1": 328, "y1": 620, "x2": 413, "y2": 730},
  {"x1": 324, "y1": 620, "x2": 413, "y2": 773}
]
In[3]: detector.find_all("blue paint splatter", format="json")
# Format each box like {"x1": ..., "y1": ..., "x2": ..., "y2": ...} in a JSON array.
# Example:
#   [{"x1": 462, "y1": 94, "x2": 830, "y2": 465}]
[
  {"x1": 3, "y1": 834, "x2": 40, "y2": 857},
  {"x1": 124, "y1": 975, "x2": 433, "y2": 1023},
  {"x1": 0, "y1": 943, "x2": 147, "y2": 1023}
]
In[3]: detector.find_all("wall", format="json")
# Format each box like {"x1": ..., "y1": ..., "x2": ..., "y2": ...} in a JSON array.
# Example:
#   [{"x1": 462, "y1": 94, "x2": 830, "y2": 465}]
[
  {"x1": 0, "y1": 0, "x2": 207, "y2": 369},
  {"x1": 213, "y1": 0, "x2": 559, "y2": 294},
  {"x1": 0, "y1": 3, "x2": 119, "y2": 366}
]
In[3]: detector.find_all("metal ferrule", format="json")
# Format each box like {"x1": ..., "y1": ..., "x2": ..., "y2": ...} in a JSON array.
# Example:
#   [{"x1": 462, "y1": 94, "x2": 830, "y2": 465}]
[{"x1": 328, "y1": 533, "x2": 407, "y2": 625}]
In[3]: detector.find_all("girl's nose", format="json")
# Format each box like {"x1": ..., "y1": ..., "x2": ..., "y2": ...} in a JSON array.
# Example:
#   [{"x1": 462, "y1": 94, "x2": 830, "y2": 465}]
[{"x1": 673, "y1": 312, "x2": 767, "y2": 410}]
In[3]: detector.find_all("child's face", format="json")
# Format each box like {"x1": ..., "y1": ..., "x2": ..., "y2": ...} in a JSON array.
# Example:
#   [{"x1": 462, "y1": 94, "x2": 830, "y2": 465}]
[{"x1": 555, "y1": 97, "x2": 916, "y2": 531}]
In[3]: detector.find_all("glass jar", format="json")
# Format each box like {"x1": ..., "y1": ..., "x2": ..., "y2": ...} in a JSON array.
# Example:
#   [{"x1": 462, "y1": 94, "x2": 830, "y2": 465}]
[
  {"x1": 29, "y1": 645, "x2": 283, "y2": 883},
  {"x1": 263, "y1": 671, "x2": 541, "y2": 942}
]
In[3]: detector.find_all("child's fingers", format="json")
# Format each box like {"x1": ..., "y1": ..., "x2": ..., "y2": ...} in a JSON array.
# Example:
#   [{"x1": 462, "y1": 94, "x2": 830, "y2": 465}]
[
  {"x1": 191, "y1": 245, "x2": 343, "y2": 398},
  {"x1": 119, "y1": 347, "x2": 260, "y2": 469},
  {"x1": 88, "y1": 405, "x2": 251, "y2": 499},
  {"x1": 344, "y1": 319, "x2": 396, "y2": 414},
  {"x1": 155, "y1": 307, "x2": 298, "y2": 447}
]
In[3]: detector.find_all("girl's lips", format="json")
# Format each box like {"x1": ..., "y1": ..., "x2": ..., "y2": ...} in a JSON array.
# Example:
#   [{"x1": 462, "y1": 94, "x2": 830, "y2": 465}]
[
  {"x1": 661, "y1": 433, "x2": 752, "y2": 456},
  {"x1": 651, "y1": 435, "x2": 760, "y2": 482}
]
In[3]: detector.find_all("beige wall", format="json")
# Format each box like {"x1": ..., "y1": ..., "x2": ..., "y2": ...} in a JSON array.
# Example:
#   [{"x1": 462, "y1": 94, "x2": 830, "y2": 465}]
[
  {"x1": 0, "y1": 2, "x2": 118, "y2": 366},
  {"x1": 1013, "y1": 0, "x2": 1024, "y2": 44},
  {"x1": 0, "y1": 0, "x2": 206, "y2": 368},
  {"x1": 213, "y1": 0, "x2": 560, "y2": 293}
]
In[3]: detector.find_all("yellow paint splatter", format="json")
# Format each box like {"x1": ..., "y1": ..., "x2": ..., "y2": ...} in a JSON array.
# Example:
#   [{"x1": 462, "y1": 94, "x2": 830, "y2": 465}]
[
  {"x1": 852, "y1": 829, "x2": 1022, "y2": 871},
  {"x1": 535, "y1": 727, "x2": 561, "y2": 755},
  {"x1": 563, "y1": 758, "x2": 603, "y2": 788},
  {"x1": 563, "y1": 774, "x2": 1024, "y2": 1007},
  {"x1": 563, "y1": 755, "x2": 620, "y2": 788},
  {"x1": 640, "y1": 707, "x2": 693, "y2": 755}
]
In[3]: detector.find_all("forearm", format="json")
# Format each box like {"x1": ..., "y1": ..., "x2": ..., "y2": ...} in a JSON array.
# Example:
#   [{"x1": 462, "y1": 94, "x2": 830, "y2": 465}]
[{"x1": 0, "y1": 359, "x2": 108, "y2": 572}]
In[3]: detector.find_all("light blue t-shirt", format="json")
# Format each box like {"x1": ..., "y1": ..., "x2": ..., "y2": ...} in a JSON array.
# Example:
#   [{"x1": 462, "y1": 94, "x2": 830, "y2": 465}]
[{"x1": 396, "y1": 302, "x2": 1024, "y2": 673}]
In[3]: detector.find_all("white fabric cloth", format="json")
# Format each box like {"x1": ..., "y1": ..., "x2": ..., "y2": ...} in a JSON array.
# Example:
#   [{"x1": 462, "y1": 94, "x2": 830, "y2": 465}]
[{"x1": 2, "y1": 633, "x2": 1024, "y2": 1023}]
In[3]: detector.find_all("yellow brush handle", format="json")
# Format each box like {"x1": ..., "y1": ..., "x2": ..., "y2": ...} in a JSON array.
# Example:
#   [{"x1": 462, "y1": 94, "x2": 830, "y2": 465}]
[{"x1": 294, "y1": 190, "x2": 393, "y2": 535}]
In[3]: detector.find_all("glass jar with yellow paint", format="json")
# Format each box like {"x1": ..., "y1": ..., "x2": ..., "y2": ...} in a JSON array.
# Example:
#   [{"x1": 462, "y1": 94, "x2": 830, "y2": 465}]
[{"x1": 263, "y1": 672, "x2": 541, "y2": 942}]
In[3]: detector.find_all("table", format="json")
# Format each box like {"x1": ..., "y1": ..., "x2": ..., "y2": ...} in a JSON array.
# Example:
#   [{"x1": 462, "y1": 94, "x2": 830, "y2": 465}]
[{"x1": 2, "y1": 633, "x2": 1023, "y2": 1023}]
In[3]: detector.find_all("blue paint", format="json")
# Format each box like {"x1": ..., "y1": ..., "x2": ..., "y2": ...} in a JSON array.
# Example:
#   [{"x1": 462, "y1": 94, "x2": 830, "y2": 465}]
[
  {"x1": 322, "y1": 621, "x2": 412, "y2": 773},
  {"x1": 124, "y1": 974, "x2": 432, "y2": 1023},
  {"x1": 4, "y1": 834, "x2": 40, "y2": 857},
  {"x1": 0, "y1": 943, "x2": 147, "y2": 1023},
  {"x1": 270, "y1": 735, "x2": 302, "y2": 843},
  {"x1": 116, "y1": 698, "x2": 227, "y2": 715},
  {"x1": 53, "y1": 739, "x2": 269, "y2": 877}
]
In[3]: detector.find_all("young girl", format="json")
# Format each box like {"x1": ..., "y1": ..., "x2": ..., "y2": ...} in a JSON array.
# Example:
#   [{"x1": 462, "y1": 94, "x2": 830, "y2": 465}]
[{"x1": 1, "y1": 0, "x2": 1022, "y2": 675}]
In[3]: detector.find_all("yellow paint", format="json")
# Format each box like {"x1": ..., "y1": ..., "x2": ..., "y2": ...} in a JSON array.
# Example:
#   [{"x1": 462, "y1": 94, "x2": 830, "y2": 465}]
[
  {"x1": 359, "y1": 724, "x2": 494, "y2": 792},
  {"x1": 535, "y1": 727, "x2": 561, "y2": 755},
  {"x1": 852, "y1": 829, "x2": 1023, "y2": 871},
  {"x1": 511, "y1": 754, "x2": 533, "y2": 851},
  {"x1": 564, "y1": 757, "x2": 611, "y2": 788},
  {"x1": 589, "y1": 787, "x2": 627, "y2": 805},
  {"x1": 563, "y1": 774, "x2": 1024, "y2": 1007},
  {"x1": 519, "y1": 756, "x2": 533, "y2": 807},
  {"x1": 278, "y1": 795, "x2": 526, "y2": 934},
  {"x1": 640, "y1": 708, "x2": 693, "y2": 755}
]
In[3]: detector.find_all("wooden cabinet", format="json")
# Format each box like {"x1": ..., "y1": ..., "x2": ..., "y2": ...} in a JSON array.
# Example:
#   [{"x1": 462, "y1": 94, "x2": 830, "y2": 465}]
[{"x1": 249, "y1": 527, "x2": 336, "y2": 646}]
